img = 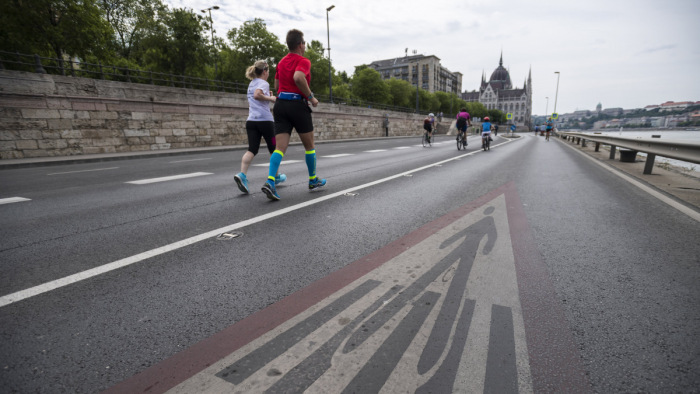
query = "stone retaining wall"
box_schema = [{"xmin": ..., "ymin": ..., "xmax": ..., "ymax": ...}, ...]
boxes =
[{"xmin": 0, "ymin": 70, "xmax": 433, "ymax": 160}]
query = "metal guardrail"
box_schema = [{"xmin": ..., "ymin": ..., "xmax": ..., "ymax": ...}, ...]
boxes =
[{"xmin": 560, "ymin": 132, "xmax": 700, "ymax": 174}]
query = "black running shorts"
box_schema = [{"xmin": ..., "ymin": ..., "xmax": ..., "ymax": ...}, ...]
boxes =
[{"xmin": 273, "ymin": 99, "xmax": 314, "ymax": 135}]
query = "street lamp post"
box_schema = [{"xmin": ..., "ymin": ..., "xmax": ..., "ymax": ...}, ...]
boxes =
[
  {"xmin": 545, "ymin": 96, "xmax": 549, "ymax": 117},
  {"xmin": 201, "ymin": 6, "xmax": 220, "ymax": 80},
  {"xmin": 326, "ymin": 5, "xmax": 335, "ymax": 103},
  {"xmin": 553, "ymin": 71, "xmax": 560, "ymax": 115}
]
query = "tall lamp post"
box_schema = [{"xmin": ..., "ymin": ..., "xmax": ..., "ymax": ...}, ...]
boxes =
[
  {"xmin": 553, "ymin": 71, "xmax": 560, "ymax": 115},
  {"xmin": 326, "ymin": 5, "xmax": 335, "ymax": 103},
  {"xmin": 201, "ymin": 6, "xmax": 220, "ymax": 80},
  {"xmin": 545, "ymin": 96, "xmax": 549, "ymax": 117}
]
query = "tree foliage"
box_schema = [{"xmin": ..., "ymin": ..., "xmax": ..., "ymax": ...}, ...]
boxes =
[
  {"xmin": 0, "ymin": 4, "xmax": 489, "ymax": 115},
  {"xmin": 0, "ymin": 0, "xmax": 113, "ymax": 59},
  {"xmin": 140, "ymin": 8, "xmax": 209, "ymax": 76},
  {"xmin": 100, "ymin": 0, "xmax": 167, "ymax": 60},
  {"xmin": 352, "ymin": 68, "xmax": 390, "ymax": 104}
]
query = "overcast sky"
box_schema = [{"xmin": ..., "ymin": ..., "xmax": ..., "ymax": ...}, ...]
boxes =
[{"xmin": 166, "ymin": 0, "xmax": 699, "ymax": 115}]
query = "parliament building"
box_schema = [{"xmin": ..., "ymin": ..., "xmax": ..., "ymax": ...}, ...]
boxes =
[{"xmin": 461, "ymin": 53, "xmax": 532, "ymax": 126}]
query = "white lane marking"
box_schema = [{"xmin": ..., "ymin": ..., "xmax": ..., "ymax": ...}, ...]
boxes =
[
  {"xmin": 252, "ymin": 160, "xmax": 303, "ymax": 167},
  {"xmin": 169, "ymin": 158, "xmax": 212, "ymax": 163},
  {"xmin": 393, "ymin": 146, "xmax": 412, "ymax": 150},
  {"xmin": 126, "ymin": 172, "xmax": 213, "ymax": 185},
  {"xmin": 0, "ymin": 138, "xmax": 519, "ymax": 308},
  {"xmin": 322, "ymin": 154, "xmax": 354, "ymax": 158},
  {"xmin": 47, "ymin": 167, "xmax": 119, "ymax": 176},
  {"xmin": 0, "ymin": 197, "xmax": 31, "ymax": 205},
  {"xmin": 364, "ymin": 149, "xmax": 388, "ymax": 153},
  {"xmin": 557, "ymin": 139, "xmax": 700, "ymax": 222}
]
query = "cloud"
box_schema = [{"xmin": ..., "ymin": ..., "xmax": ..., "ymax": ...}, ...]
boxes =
[{"xmin": 637, "ymin": 45, "xmax": 677, "ymax": 55}]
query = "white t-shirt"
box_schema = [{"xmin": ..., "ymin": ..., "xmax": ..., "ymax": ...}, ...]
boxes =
[{"xmin": 247, "ymin": 78, "xmax": 274, "ymax": 122}]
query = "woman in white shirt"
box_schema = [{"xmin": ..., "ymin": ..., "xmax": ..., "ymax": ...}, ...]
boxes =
[{"xmin": 234, "ymin": 60, "xmax": 286, "ymax": 193}]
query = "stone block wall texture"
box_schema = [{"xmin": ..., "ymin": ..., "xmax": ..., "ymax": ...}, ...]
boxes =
[{"xmin": 0, "ymin": 70, "xmax": 429, "ymax": 160}]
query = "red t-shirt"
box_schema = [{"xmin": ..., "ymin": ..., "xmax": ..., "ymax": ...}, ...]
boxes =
[{"xmin": 275, "ymin": 53, "xmax": 311, "ymax": 95}]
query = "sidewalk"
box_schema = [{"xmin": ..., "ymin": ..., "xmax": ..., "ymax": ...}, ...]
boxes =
[{"xmin": 552, "ymin": 133, "xmax": 700, "ymax": 210}]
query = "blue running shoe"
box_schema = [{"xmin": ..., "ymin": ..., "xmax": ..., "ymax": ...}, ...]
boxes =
[
  {"xmin": 234, "ymin": 172, "xmax": 249, "ymax": 194},
  {"xmin": 261, "ymin": 180, "xmax": 280, "ymax": 200},
  {"xmin": 275, "ymin": 173, "xmax": 287, "ymax": 185},
  {"xmin": 308, "ymin": 177, "xmax": 327, "ymax": 190}
]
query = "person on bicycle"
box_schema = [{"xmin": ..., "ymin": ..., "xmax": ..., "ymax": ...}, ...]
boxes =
[
  {"xmin": 456, "ymin": 108, "xmax": 471, "ymax": 145},
  {"xmin": 481, "ymin": 116, "xmax": 492, "ymax": 148},
  {"xmin": 545, "ymin": 117, "xmax": 553, "ymax": 141},
  {"xmin": 423, "ymin": 113, "xmax": 436, "ymax": 142}
]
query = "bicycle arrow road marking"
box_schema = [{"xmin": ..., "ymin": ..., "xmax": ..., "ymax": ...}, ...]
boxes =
[{"xmin": 106, "ymin": 182, "xmax": 589, "ymax": 394}]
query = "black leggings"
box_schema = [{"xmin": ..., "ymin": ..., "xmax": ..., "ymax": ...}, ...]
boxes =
[{"xmin": 246, "ymin": 121, "xmax": 276, "ymax": 155}]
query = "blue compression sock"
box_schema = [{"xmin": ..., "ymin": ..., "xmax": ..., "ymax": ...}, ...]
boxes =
[
  {"xmin": 268, "ymin": 150, "xmax": 283, "ymax": 183},
  {"xmin": 305, "ymin": 150, "xmax": 317, "ymax": 179}
]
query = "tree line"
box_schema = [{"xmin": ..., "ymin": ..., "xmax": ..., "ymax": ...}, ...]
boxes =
[{"xmin": 0, "ymin": 0, "xmax": 503, "ymax": 120}]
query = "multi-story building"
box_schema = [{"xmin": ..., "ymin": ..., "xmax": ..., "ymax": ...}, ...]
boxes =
[
  {"xmin": 367, "ymin": 54, "xmax": 462, "ymax": 95},
  {"xmin": 461, "ymin": 53, "xmax": 532, "ymax": 126}
]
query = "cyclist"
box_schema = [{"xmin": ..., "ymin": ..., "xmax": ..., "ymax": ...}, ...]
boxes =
[
  {"xmin": 423, "ymin": 113, "xmax": 436, "ymax": 143},
  {"xmin": 481, "ymin": 116, "xmax": 492, "ymax": 149},
  {"xmin": 455, "ymin": 108, "xmax": 471, "ymax": 146},
  {"xmin": 545, "ymin": 117, "xmax": 553, "ymax": 141}
]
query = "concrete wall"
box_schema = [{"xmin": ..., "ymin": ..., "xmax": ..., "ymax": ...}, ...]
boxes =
[{"xmin": 0, "ymin": 70, "xmax": 433, "ymax": 160}]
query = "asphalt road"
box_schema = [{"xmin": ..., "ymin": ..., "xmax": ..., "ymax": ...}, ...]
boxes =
[{"xmin": 1, "ymin": 133, "xmax": 698, "ymax": 393}]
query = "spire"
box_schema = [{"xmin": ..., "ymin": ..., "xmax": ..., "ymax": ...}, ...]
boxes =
[
  {"xmin": 528, "ymin": 66, "xmax": 532, "ymax": 81},
  {"xmin": 499, "ymin": 51, "xmax": 503, "ymax": 67}
]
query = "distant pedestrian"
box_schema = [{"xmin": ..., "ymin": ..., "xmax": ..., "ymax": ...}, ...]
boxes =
[
  {"xmin": 261, "ymin": 29, "xmax": 325, "ymax": 201},
  {"xmin": 546, "ymin": 118, "xmax": 553, "ymax": 141},
  {"xmin": 234, "ymin": 60, "xmax": 286, "ymax": 194},
  {"xmin": 493, "ymin": 123, "xmax": 499, "ymax": 136}
]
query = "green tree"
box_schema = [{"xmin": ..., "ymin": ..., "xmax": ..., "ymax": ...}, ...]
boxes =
[
  {"xmin": 386, "ymin": 78, "xmax": 414, "ymax": 108},
  {"xmin": 0, "ymin": 0, "xmax": 113, "ymax": 60},
  {"xmin": 140, "ymin": 8, "xmax": 209, "ymax": 76},
  {"xmin": 100, "ymin": 0, "xmax": 167, "ymax": 60},
  {"xmin": 222, "ymin": 18, "xmax": 286, "ymax": 83},
  {"xmin": 305, "ymin": 40, "xmax": 332, "ymax": 95},
  {"xmin": 351, "ymin": 67, "xmax": 390, "ymax": 104}
]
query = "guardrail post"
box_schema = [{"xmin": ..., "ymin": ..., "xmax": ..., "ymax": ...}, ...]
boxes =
[
  {"xmin": 609, "ymin": 145, "xmax": 616, "ymax": 160},
  {"xmin": 98, "ymin": 62, "xmax": 104, "ymax": 79},
  {"xmin": 581, "ymin": 139, "xmax": 587, "ymax": 147},
  {"xmin": 33, "ymin": 54, "xmax": 46, "ymax": 74},
  {"xmin": 644, "ymin": 153, "xmax": 656, "ymax": 174},
  {"xmin": 69, "ymin": 58, "xmax": 75, "ymax": 77},
  {"xmin": 595, "ymin": 142, "xmax": 600, "ymax": 152}
]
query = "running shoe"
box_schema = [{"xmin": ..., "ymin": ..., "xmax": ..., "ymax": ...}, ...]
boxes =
[
  {"xmin": 234, "ymin": 172, "xmax": 249, "ymax": 194},
  {"xmin": 308, "ymin": 177, "xmax": 327, "ymax": 190},
  {"xmin": 261, "ymin": 180, "xmax": 280, "ymax": 200},
  {"xmin": 275, "ymin": 174, "xmax": 287, "ymax": 184}
]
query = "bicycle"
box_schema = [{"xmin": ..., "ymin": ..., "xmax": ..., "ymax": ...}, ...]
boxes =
[
  {"xmin": 482, "ymin": 134, "xmax": 491, "ymax": 151},
  {"xmin": 422, "ymin": 131, "xmax": 432, "ymax": 147},
  {"xmin": 456, "ymin": 131, "xmax": 467, "ymax": 150}
]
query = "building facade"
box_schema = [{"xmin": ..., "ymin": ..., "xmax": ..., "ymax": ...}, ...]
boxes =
[
  {"xmin": 368, "ymin": 54, "xmax": 462, "ymax": 95},
  {"xmin": 461, "ymin": 54, "xmax": 532, "ymax": 125}
]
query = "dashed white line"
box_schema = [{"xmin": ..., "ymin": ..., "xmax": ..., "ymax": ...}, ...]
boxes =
[
  {"xmin": 169, "ymin": 158, "xmax": 212, "ymax": 163},
  {"xmin": 47, "ymin": 167, "xmax": 119, "ymax": 176},
  {"xmin": 0, "ymin": 197, "xmax": 31, "ymax": 205},
  {"xmin": 126, "ymin": 172, "xmax": 213, "ymax": 185},
  {"xmin": 322, "ymin": 154, "xmax": 354, "ymax": 158},
  {"xmin": 393, "ymin": 146, "xmax": 412, "ymax": 150},
  {"xmin": 364, "ymin": 149, "xmax": 388, "ymax": 153},
  {"xmin": 0, "ymin": 138, "xmax": 521, "ymax": 308},
  {"xmin": 252, "ymin": 160, "xmax": 303, "ymax": 167}
]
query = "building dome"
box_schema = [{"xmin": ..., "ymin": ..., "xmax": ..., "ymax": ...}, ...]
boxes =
[{"xmin": 488, "ymin": 53, "xmax": 512, "ymax": 90}]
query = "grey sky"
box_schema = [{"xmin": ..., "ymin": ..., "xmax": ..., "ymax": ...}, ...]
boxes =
[{"xmin": 167, "ymin": 0, "xmax": 699, "ymax": 115}]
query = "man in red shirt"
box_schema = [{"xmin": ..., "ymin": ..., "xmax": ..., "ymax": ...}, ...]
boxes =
[{"xmin": 261, "ymin": 29, "xmax": 326, "ymax": 201}]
